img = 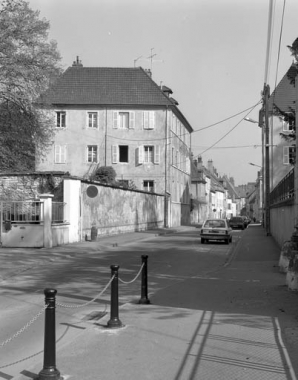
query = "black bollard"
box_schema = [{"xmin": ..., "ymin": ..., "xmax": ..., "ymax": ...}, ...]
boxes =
[
  {"xmin": 38, "ymin": 289, "xmax": 61, "ymax": 380},
  {"xmin": 107, "ymin": 265, "xmax": 123, "ymax": 328},
  {"xmin": 139, "ymin": 255, "xmax": 150, "ymax": 304}
]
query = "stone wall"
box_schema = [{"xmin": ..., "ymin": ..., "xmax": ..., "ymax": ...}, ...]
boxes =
[
  {"xmin": 0, "ymin": 172, "xmax": 66, "ymax": 201},
  {"xmin": 80, "ymin": 180, "xmax": 164, "ymax": 238},
  {"xmin": 270, "ymin": 204, "xmax": 295, "ymax": 248}
]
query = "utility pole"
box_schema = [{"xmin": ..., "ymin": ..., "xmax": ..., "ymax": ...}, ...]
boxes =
[{"xmin": 263, "ymin": 84, "xmax": 271, "ymax": 236}]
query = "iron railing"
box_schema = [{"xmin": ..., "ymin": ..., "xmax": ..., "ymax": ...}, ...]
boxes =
[
  {"xmin": 270, "ymin": 168, "xmax": 295, "ymax": 206},
  {"xmin": 52, "ymin": 202, "xmax": 65, "ymax": 223},
  {"xmin": 1, "ymin": 201, "xmax": 43, "ymax": 223},
  {"xmin": 1, "ymin": 201, "xmax": 66, "ymax": 224}
]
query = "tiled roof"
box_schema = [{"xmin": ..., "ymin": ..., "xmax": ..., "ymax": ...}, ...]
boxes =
[
  {"xmin": 39, "ymin": 66, "xmax": 175, "ymax": 107},
  {"xmin": 268, "ymin": 64, "xmax": 297, "ymax": 113}
]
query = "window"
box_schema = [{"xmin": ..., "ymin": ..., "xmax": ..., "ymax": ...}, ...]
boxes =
[
  {"xmin": 55, "ymin": 145, "xmax": 67, "ymax": 163},
  {"xmin": 113, "ymin": 111, "xmax": 135, "ymax": 129},
  {"xmin": 88, "ymin": 112, "xmax": 98, "ymax": 128},
  {"xmin": 119, "ymin": 146, "xmax": 129, "ymax": 162},
  {"xmin": 87, "ymin": 145, "xmax": 98, "ymax": 163},
  {"xmin": 137, "ymin": 145, "xmax": 160, "ymax": 164},
  {"xmin": 56, "ymin": 112, "xmax": 66, "ymax": 128},
  {"xmin": 143, "ymin": 111, "xmax": 155, "ymax": 129},
  {"xmin": 144, "ymin": 146, "xmax": 153, "ymax": 163},
  {"xmin": 112, "ymin": 145, "xmax": 129, "ymax": 163},
  {"xmin": 143, "ymin": 180, "xmax": 154, "ymax": 193},
  {"xmin": 283, "ymin": 146, "xmax": 296, "ymax": 164},
  {"xmin": 282, "ymin": 113, "xmax": 295, "ymax": 132}
]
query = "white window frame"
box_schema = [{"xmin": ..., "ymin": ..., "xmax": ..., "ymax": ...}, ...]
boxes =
[
  {"xmin": 87, "ymin": 112, "xmax": 98, "ymax": 129},
  {"xmin": 87, "ymin": 145, "xmax": 98, "ymax": 163},
  {"xmin": 143, "ymin": 111, "xmax": 155, "ymax": 130},
  {"xmin": 54, "ymin": 145, "xmax": 67, "ymax": 163},
  {"xmin": 137, "ymin": 145, "xmax": 160, "ymax": 165},
  {"xmin": 143, "ymin": 180, "xmax": 154, "ymax": 193},
  {"xmin": 56, "ymin": 111, "xmax": 66, "ymax": 128},
  {"xmin": 113, "ymin": 111, "xmax": 135, "ymax": 129},
  {"xmin": 283, "ymin": 146, "xmax": 296, "ymax": 164}
]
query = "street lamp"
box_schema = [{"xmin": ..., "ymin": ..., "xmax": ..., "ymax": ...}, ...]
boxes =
[{"xmin": 249, "ymin": 163, "xmax": 262, "ymax": 168}]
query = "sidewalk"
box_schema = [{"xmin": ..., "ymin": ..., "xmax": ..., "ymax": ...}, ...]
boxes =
[{"xmin": 8, "ymin": 224, "xmax": 298, "ymax": 380}]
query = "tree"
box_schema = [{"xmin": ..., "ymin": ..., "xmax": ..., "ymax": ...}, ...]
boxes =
[
  {"xmin": 0, "ymin": 0, "xmax": 62, "ymax": 171},
  {"xmin": 90, "ymin": 166, "xmax": 117, "ymax": 184}
]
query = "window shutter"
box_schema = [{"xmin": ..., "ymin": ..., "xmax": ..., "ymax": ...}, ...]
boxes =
[
  {"xmin": 154, "ymin": 145, "xmax": 160, "ymax": 164},
  {"xmin": 112, "ymin": 145, "xmax": 118, "ymax": 163},
  {"xmin": 55, "ymin": 145, "xmax": 60, "ymax": 163},
  {"xmin": 113, "ymin": 112, "xmax": 118, "ymax": 129},
  {"xmin": 283, "ymin": 146, "xmax": 289, "ymax": 164},
  {"xmin": 61, "ymin": 145, "xmax": 67, "ymax": 163},
  {"xmin": 143, "ymin": 112, "xmax": 149, "ymax": 129},
  {"xmin": 149, "ymin": 111, "xmax": 155, "ymax": 129},
  {"xmin": 138, "ymin": 146, "xmax": 144, "ymax": 164},
  {"xmin": 129, "ymin": 112, "xmax": 135, "ymax": 129}
]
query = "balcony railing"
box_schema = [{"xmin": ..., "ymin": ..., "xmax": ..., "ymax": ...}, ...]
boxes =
[{"xmin": 270, "ymin": 168, "xmax": 295, "ymax": 206}]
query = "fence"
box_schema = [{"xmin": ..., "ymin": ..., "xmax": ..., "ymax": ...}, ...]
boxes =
[
  {"xmin": 0, "ymin": 255, "xmax": 149, "ymax": 379},
  {"xmin": 270, "ymin": 168, "xmax": 295, "ymax": 206},
  {"xmin": 0, "ymin": 201, "xmax": 65, "ymax": 224}
]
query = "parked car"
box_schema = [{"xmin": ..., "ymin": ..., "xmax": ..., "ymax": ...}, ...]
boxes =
[
  {"xmin": 229, "ymin": 217, "xmax": 245, "ymax": 230},
  {"xmin": 200, "ymin": 218, "xmax": 232, "ymax": 244},
  {"xmin": 242, "ymin": 216, "xmax": 251, "ymax": 228}
]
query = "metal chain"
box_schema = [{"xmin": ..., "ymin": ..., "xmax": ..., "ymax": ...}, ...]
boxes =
[
  {"xmin": 0, "ymin": 304, "xmax": 48, "ymax": 348},
  {"xmin": 57, "ymin": 275, "xmax": 115, "ymax": 309},
  {"xmin": 119, "ymin": 263, "xmax": 144, "ymax": 284}
]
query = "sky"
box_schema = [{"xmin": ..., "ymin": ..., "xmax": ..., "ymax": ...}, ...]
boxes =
[{"xmin": 28, "ymin": 0, "xmax": 298, "ymax": 186}]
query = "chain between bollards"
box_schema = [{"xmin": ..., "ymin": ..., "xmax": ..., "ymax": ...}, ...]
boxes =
[
  {"xmin": 139, "ymin": 255, "xmax": 150, "ymax": 304},
  {"xmin": 107, "ymin": 265, "xmax": 123, "ymax": 328},
  {"xmin": 37, "ymin": 289, "xmax": 62, "ymax": 380}
]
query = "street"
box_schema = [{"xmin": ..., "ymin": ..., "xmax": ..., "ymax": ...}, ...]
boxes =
[{"xmin": 0, "ymin": 225, "xmax": 298, "ymax": 379}]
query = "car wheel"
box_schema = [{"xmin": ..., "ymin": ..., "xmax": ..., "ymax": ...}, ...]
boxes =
[
  {"xmin": 230, "ymin": 236, "xmax": 232, "ymax": 243},
  {"xmin": 225, "ymin": 239, "xmax": 229, "ymax": 244},
  {"xmin": 201, "ymin": 238, "xmax": 205, "ymax": 244}
]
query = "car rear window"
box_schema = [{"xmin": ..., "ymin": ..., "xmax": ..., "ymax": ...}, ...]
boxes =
[
  {"xmin": 204, "ymin": 220, "xmax": 226, "ymax": 228},
  {"xmin": 230, "ymin": 218, "xmax": 242, "ymax": 222}
]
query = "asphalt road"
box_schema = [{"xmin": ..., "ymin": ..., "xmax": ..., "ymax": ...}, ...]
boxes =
[
  {"xmin": 1, "ymin": 226, "xmax": 298, "ymax": 379},
  {"xmin": 0, "ymin": 227, "xmax": 235, "ymax": 379}
]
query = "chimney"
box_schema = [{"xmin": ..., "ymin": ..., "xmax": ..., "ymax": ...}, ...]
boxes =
[
  {"xmin": 207, "ymin": 159, "xmax": 214, "ymax": 174},
  {"xmin": 197, "ymin": 156, "xmax": 203, "ymax": 169},
  {"xmin": 72, "ymin": 56, "xmax": 83, "ymax": 67},
  {"xmin": 145, "ymin": 69, "xmax": 152, "ymax": 77}
]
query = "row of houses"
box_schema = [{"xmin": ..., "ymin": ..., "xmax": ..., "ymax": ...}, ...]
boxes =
[{"xmin": 191, "ymin": 156, "xmax": 258, "ymax": 224}]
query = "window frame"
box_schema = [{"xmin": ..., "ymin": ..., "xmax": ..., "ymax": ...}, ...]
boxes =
[
  {"xmin": 54, "ymin": 145, "xmax": 67, "ymax": 163},
  {"xmin": 143, "ymin": 180, "xmax": 154, "ymax": 193},
  {"xmin": 56, "ymin": 111, "xmax": 66, "ymax": 128},
  {"xmin": 283, "ymin": 146, "xmax": 296, "ymax": 165},
  {"xmin": 112, "ymin": 144, "xmax": 129, "ymax": 163},
  {"xmin": 87, "ymin": 112, "xmax": 99, "ymax": 129},
  {"xmin": 87, "ymin": 145, "xmax": 98, "ymax": 163},
  {"xmin": 113, "ymin": 111, "xmax": 135, "ymax": 129}
]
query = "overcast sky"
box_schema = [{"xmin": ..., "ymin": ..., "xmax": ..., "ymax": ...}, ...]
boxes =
[{"xmin": 28, "ymin": 0, "xmax": 298, "ymax": 186}]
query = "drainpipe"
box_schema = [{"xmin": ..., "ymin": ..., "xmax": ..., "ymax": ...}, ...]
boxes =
[
  {"xmin": 291, "ymin": 71, "xmax": 298, "ymax": 245},
  {"xmin": 0, "ymin": 201, "xmax": 2, "ymax": 246},
  {"xmin": 164, "ymin": 107, "xmax": 168, "ymax": 228},
  {"xmin": 105, "ymin": 108, "xmax": 108, "ymax": 166}
]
